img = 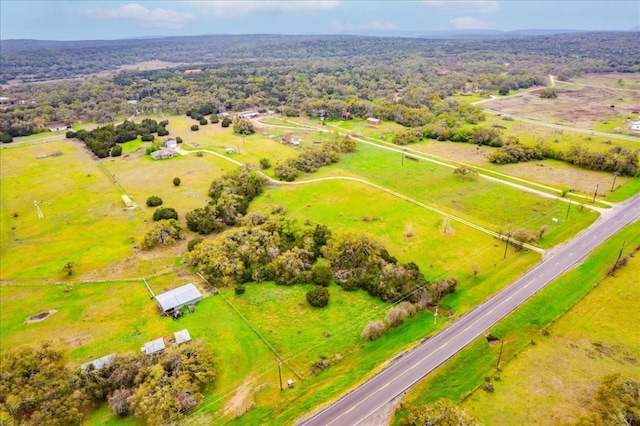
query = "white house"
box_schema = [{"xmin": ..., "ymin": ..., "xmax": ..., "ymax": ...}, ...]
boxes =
[
  {"xmin": 164, "ymin": 138, "xmax": 178, "ymax": 149},
  {"xmin": 631, "ymin": 122, "xmax": 640, "ymax": 131},
  {"xmin": 151, "ymin": 149, "xmax": 177, "ymax": 160}
]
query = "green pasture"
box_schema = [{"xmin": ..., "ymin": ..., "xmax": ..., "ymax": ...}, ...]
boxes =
[
  {"xmin": 305, "ymin": 142, "xmax": 599, "ymax": 248},
  {"xmin": 463, "ymin": 249, "xmax": 640, "ymax": 425},
  {"xmin": 400, "ymin": 221, "xmax": 640, "ymax": 420},
  {"xmin": 0, "ymin": 140, "xmax": 143, "ymax": 281}
]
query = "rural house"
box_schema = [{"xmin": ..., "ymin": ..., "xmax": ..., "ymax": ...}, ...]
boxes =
[
  {"xmin": 367, "ymin": 117, "xmax": 382, "ymax": 125},
  {"xmin": 631, "ymin": 121, "xmax": 640, "ymax": 131},
  {"xmin": 237, "ymin": 110, "xmax": 259, "ymax": 119},
  {"xmin": 151, "ymin": 148, "xmax": 177, "ymax": 160},
  {"xmin": 164, "ymin": 138, "xmax": 178, "ymax": 149},
  {"xmin": 155, "ymin": 283, "xmax": 202, "ymax": 316}
]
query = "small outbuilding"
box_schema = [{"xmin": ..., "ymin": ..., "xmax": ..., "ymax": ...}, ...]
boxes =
[
  {"xmin": 121, "ymin": 194, "xmax": 134, "ymax": 208},
  {"xmin": 141, "ymin": 338, "xmax": 166, "ymax": 355},
  {"xmin": 81, "ymin": 353, "xmax": 116, "ymax": 371},
  {"xmin": 174, "ymin": 329, "xmax": 192, "ymax": 345},
  {"xmin": 48, "ymin": 123, "xmax": 71, "ymax": 132},
  {"xmin": 164, "ymin": 138, "xmax": 178, "ymax": 149},
  {"xmin": 155, "ymin": 283, "xmax": 202, "ymax": 316},
  {"xmin": 367, "ymin": 117, "xmax": 382, "ymax": 125},
  {"xmin": 631, "ymin": 122, "xmax": 640, "ymax": 131}
]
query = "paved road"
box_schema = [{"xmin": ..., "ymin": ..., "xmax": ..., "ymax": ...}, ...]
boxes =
[{"xmin": 300, "ymin": 195, "xmax": 640, "ymax": 426}]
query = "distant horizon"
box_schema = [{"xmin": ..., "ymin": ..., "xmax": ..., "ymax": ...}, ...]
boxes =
[{"xmin": 1, "ymin": 1, "xmax": 638, "ymax": 42}]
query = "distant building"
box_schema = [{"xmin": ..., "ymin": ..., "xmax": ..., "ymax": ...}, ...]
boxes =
[
  {"xmin": 291, "ymin": 137, "xmax": 300, "ymax": 146},
  {"xmin": 366, "ymin": 117, "xmax": 382, "ymax": 125},
  {"xmin": 155, "ymin": 283, "xmax": 202, "ymax": 316},
  {"xmin": 121, "ymin": 194, "xmax": 134, "ymax": 208},
  {"xmin": 81, "ymin": 353, "xmax": 116, "ymax": 371},
  {"xmin": 185, "ymin": 68, "xmax": 202, "ymax": 74},
  {"xmin": 226, "ymin": 148, "xmax": 234, "ymax": 154},
  {"xmin": 127, "ymin": 99, "xmax": 138, "ymax": 105},
  {"xmin": 151, "ymin": 148, "xmax": 177, "ymax": 160},
  {"xmin": 141, "ymin": 337, "xmax": 166, "ymax": 355},
  {"xmin": 164, "ymin": 138, "xmax": 178, "ymax": 149},
  {"xmin": 48, "ymin": 123, "xmax": 71, "ymax": 132},
  {"xmin": 237, "ymin": 111, "xmax": 259, "ymax": 119},
  {"xmin": 631, "ymin": 122, "xmax": 640, "ymax": 131}
]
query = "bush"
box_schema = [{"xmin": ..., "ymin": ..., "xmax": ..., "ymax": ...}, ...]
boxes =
[
  {"xmin": 385, "ymin": 305, "xmax": 409, "ymax": 328},
  {"xmin": 235, "ymin": 285, "xmax": 246, "ymax": 295},
  {"xmin": 139, "ymin": 219, "xmax": 184, "ymax": 250},
  {"xmin": 111, "ymin": 144, "xmax": 123, "ymax": 157},
  {"xmin": 141, "ymin": 133, "xmax": 155, "ymax": 142},
  {"xmin": 191, "ymin": 124, "xmax": 199, "ymax": 131},
  {"xmin": 187, "ymin": 237, "xmax": 204, "ymax": 252},
  {"xmin": 311, "ymin": 264, "xmax": 333, "ymax": 287},
  {"xmin": 306, "ymin": 286, "xmax": 329, "ymax": 307},
  {"xmin": 221, "ymin": 118, "xmax": 231, "ymax": 128},
  {"xmin": 259, "ymin": 158, "xmax": 271, "ymax": 169},
  {"xmin": 146, "ymin": 196, "xmax": 163, "ymax": 207},
  {"xmin": 361, "ymin": 321, "xmax": 386, "ymax": 340},
  {"xmin": 173, "ymin": 177, "xmax": 181, "ymax": 186},
  {"xmin": 199, "ymin": 118, "xmax": 208, "ymax": 125},
  {"xmin": 152, "ymin": 207, "xmax": 178, "ymax": 221},
  {"xmin": 65, "ymin": 130, "xmax": 76, "ymax": 139}
]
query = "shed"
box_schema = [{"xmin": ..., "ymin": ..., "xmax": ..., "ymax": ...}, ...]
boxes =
[
  {"xmin": 631, "ymin": 122, "xmax": 640, "ymax": 131},
  {"xmin": 81, "ymin": 353, "xmax": 116, "ymax": 371},
  {"xmin": 164, "ymin": 138, "xmax": 178, "ymax": 149},
  {"xmin": 141, "ymin": 337, "xmax": 166, "ymax": 355},
  {"xmin": 366, "ymin": 117, "xmax": 382, "ymax": 125},
  {"xmin": 237, "ymin": 110, "xmax": 259, "ymax": 119},
  {"xmin": 48, "ymin": 123, "xmax": 71, "ymax": 132},
  {"xmin": 174, "ymin": 329, "xmax": 192, "ymax": 345},
  {"xmin": 155, "ymin": 283, "xmax": 202, "ymax": 315},
  {"xmin": 122, "ymin": 194, "xmax": 134, "ymax": 208}
]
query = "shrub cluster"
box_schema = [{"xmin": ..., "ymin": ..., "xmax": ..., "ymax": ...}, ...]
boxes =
[
  {"xmin": 74, "ymin": 119, "xmax": 167, "ymax": 158},
  {"xmin": 274, "ymin": 139, "xmax": 355, "ymax": 181}
]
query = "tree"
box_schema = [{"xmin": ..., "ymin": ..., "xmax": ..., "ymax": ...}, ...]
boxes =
[
  {"xmin": 233, "ymin": 118, "xmax": 255, "ymax": 135},
  {"xmin": 385, "ymin": 305, "xmax": 409, "ymax": 328},
  {"xmin": 539, "ymin": 88, "xmax": 558, "ymax": 99},
  {"xmin": 152, "ymin": 207, "xmax": 178, "ymax": 221},
  {"xmin": 199, "ymin": 117, "xmax": 208, "ymax": 125},
  {"xmin": 306, "ymin": 286, "xmax": 330, "ymax": 307},
  {"xmin": 65, "ymin": 130, "xmax": 76, "ymax": 139},
  {"xmin": 62, "ymin": 261, "xmax": 74, "ymax": 276},
  {"xmin": 146, "ymin": 195, "xmax": 163, "ymax": 207},
  {"xmin": 221, "ymin": 118, "xmax": 231, "ymax": 128},
  {"xmin": 191, "ymin": 124, "xmax": 199, "ymax": 131},
  {"xmin": 498, "ymin": 86, "xmax": 510, "ymax": 95},
  {"xmin": 576, "ymin": 374, "xmax": 640, "ymax": 425},
  {"xmin": 111, "ymin": 144, "xmax": 123, "ymax": 157},
  {"xmin": 139, "ymin": 219, "xmax": 184, "ymax": 250},
  {"xmin": 173, "ymin": 177, "xmax": 181, "ymax": 186},
  {"xmin": 0, "ymin": 342, "xmax": 84, "ymax": 426},
  {"xmin": 140, "ymin": 133, "xmax": 154, "ymax": 142}
]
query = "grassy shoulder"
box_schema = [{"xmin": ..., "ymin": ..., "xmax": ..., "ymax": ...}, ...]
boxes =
[{"xmin": 398, "ymin": 220, "xmax": 640, "ymax": 421}]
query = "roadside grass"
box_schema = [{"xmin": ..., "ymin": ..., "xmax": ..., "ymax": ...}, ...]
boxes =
[
  {"xmin": 606, "ymin": 176, "xmax": 640, "ymax": 202},
  {"xmin": 399, "ymin": 221, "xmax": 640, "ymax": 420},
  {"xmin": 0, "ymin": 140, "xmax": 143, "ymax": 281},
  {"xmin": 462, "ymin": 250, "xmax": 640, "ymax": 425},
  {"xmin": 307, "ymin": 142, "xmax": 599, "ymax": 248}
]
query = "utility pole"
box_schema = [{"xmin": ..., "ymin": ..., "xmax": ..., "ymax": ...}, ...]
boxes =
[
  {"xmin": 278, "ymin": 359, "xmax": 283, "ymax": 391},
  {"xmin": 565, "ymin": 199, "xmax": 571, "ymax": 220},
  {"xmin": 611, "ymin": 241, "xmax": 626, "ymax": 275},
  {"xmin": 611, "ymin": 172, "xmax": 619, "ymax": 191},
  {"xmin": 496, "ymin": 340, "xmax": 504, "ymax": 370},
  {"xmin": 434, "ymin": 305, "xmax": 438, "ymax": 325},
  {"xmin": 503, "ymin": 233, "xmax": 510, "ymax": 259},
  {"xmin": 592, "ymin": 183, "xmax": 599, "ymax": 203}
]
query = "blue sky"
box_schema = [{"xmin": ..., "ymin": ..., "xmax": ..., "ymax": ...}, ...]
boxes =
[{"xmin": 1, "ymin": 1, "xmax": 638, "ymax": 40}]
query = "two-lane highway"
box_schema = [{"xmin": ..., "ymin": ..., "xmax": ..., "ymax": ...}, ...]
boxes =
[{"xmin": 300, "ymin": 195, "xmax": 640, "ymax": 426}]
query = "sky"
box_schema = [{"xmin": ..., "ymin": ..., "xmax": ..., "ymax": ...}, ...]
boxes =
[{"xmin": 1, "ymin": 1, "xmax": 638, "ymax": 41}]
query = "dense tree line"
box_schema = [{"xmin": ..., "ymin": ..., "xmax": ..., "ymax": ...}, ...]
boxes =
[
  {"xmin": 0, "ymin": 341, "xmax": 215, "ymax": 425},
  {"xmin": 70, "ymin": 118, "xmax": 167, "ymax": 158},
  {"xmin": 274, "ymin": 138, "xmax": 356, "ymax": 181},
  {"xmin": 2, "ymin": 32, "xmax": 638, "ymax": 141},
  {"xmin": 186, "ymin": 166, "xmax": 267, "ymax": 235}
]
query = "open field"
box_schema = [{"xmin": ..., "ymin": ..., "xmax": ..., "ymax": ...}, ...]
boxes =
[
  {"xmin": 0, "ymin": 113, "xmax": 630, "ymax": 425},
  {"xmin": 481, "ymin": 73, "xmax": 640, "ymax": 133},
  {"xmin": 399, "ymin": 221, "xmax": 640, "ymax": 421}
]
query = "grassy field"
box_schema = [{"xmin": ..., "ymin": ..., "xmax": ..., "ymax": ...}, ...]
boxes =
[
  {"xmin": 399, "ymin": 221, "xmax": 640, "ymax": 422},
  {"xmin": 0, "ymin": 113, "xmax": 628, "ymax": 425}
]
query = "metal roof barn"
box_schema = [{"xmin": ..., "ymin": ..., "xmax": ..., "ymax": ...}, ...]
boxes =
[
  {"xmin": 141, "ymin": 337, "xmax": 166, "ymax": 355},
  {"xmin": 155, "ymin": 283, "xmax": 202, "ymax": 315}
]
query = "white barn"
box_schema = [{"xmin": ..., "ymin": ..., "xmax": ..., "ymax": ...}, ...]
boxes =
[
  {"xmin": 155, "ymin": 283, "xmax": 202, "ymax": 315},
  {"xmin": 141, "ymin": 337, "xmax": 166, "ymax": 355}
]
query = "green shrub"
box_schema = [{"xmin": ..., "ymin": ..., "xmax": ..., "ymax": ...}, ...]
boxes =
[
  {"xmin": 187, "ymin": 238, "xmax": 204, "ymax": 252},
  {"xmin": 235, "ymin": 285, "xmax": 246, "ymax": 295},
  {"xmin": 306, "ymin": 286, "xmax": 329, "ymax": 307},
  {"xmin": 146, "ymin": 196, "xmax": 163, "ymax": 207},
  {"xmin": 152, "ymin": 207, "xmax": 178, "ymax": 221},
  {"xmin": 173, "ymin": 177, "xmax": 181, "ymax": 186},
  {"xmin": 191, "ymin": 124, "xmax": 199, "ymax": 131},
  {"xmin": 111, "ymin": 145, "xmax": 123, "ymax": 157}
]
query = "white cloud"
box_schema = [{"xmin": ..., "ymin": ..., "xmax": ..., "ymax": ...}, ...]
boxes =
[
  {"xmin": 448, "ymin": 16, "xmax": 492, "ymax": 29},
  {"xmin": 191, "ymin": 0, "xmax": 339, "ymax": 17},
  {"xmin": 80, "ymin": 3, "xmax": 194, "ymax": 30},
  {"xmin": 423, "ymin": 1, "xmax": 500, "ymax": 14},
  {"xmin": 329, "ymin": 19, "xmax": 396, "ymax": 33}
]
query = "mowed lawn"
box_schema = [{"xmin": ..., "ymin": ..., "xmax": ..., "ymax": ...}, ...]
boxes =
[
  {"xmin": 0, "ymin": 141, "xmax": 143, "ymax": 280},
  {"xmin": 463, "ymin": 240, "xmax": 640, "ymax": 425}
]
